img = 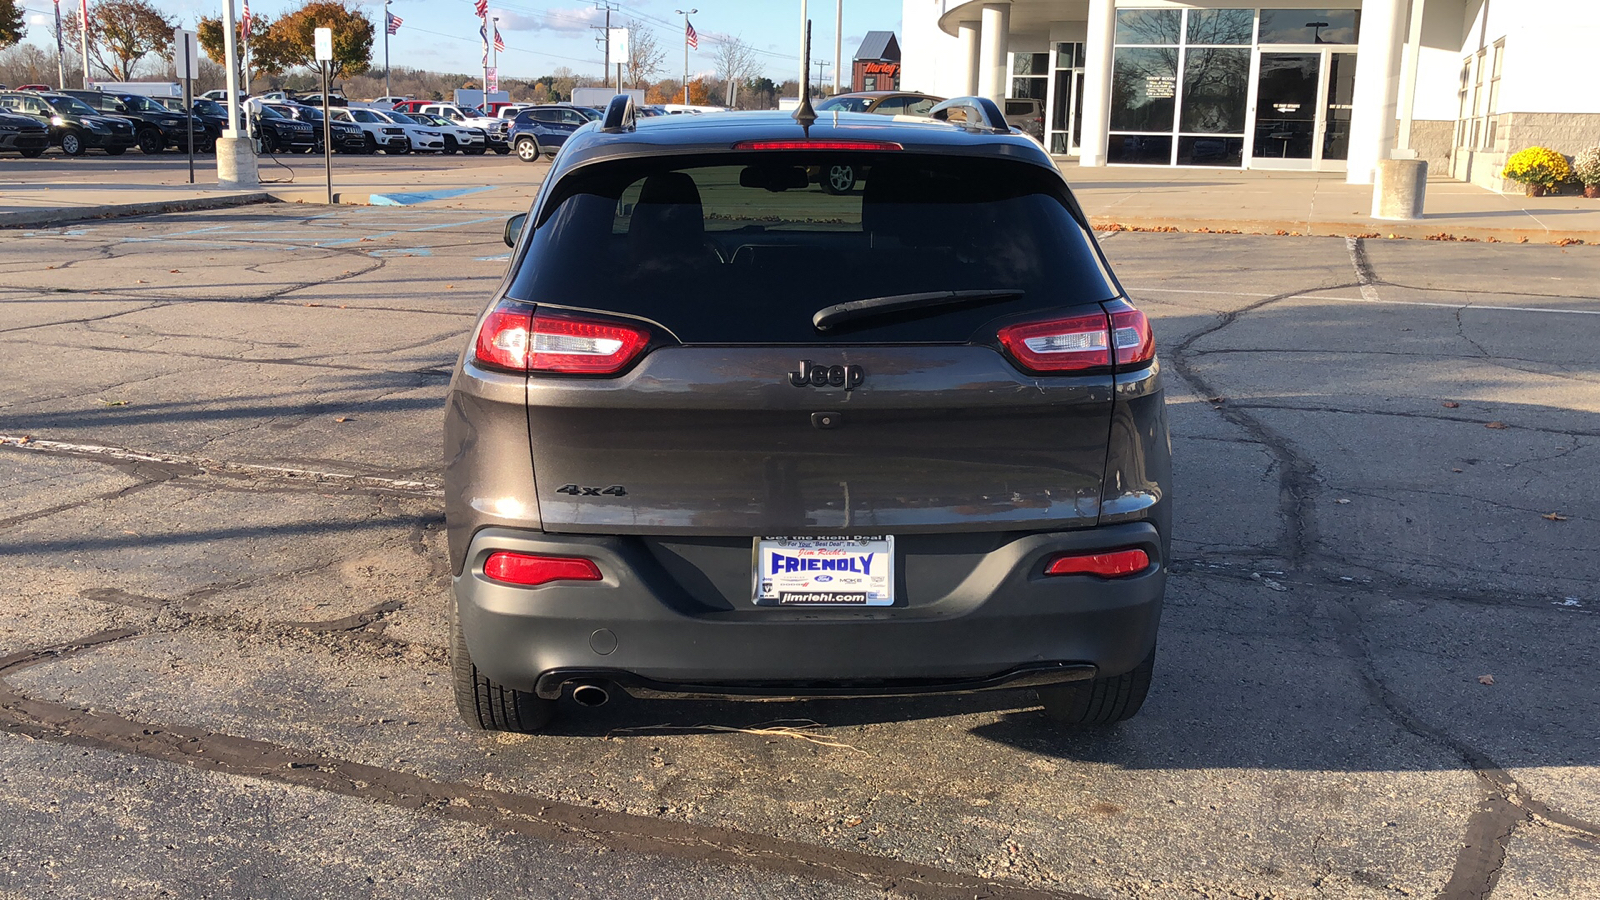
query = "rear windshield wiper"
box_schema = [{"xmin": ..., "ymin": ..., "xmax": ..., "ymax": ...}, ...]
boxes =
[{"xmin": 812, "ymin": 289, "xmax": 1023, "ymax": 332}]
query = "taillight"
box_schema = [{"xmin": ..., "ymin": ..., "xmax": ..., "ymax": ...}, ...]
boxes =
[
  {"xmin": 483, "ymin": 551, "xmax": 603, "ymax": 586},
  {"xmin": 1044, "ymin": 548, "xmax": 1150, "ymax": 578},
  {"xmin": 997, "ymin": 312, "xmax": 1111, "ymax": 372},
  {"xmin": 472, "ymin": 306, "xmax": 651, "ymax": 376},
  {"xmin": 1106, "ymin": 299, "xmax": 1156, "ymax": 367},
  {"xmin": 528, "ymin": 313, "xmax": 650, "ymax": 375},
  {"xmin": 473, "ymin": 304, "xmax": 532, "ymax": 372}
]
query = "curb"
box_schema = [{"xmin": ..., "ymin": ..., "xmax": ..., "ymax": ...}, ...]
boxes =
[
  {"xmin": 1087, "ymin": 214, "xmax": 1597, "ymax": 246},
  {"xmin": 0, "ymin": 193, "xmax": 276, "ymax": 229}
]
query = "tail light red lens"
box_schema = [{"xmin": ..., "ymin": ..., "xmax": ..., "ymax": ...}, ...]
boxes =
[
  {"xmin": 1106, "ymin": 300, "xmax": 1156, "ymax": 367},
  {"xmin": 472, "ymin": 305, "xmax": 651, "ymax": 376},
  {"xmin": 483, "ymin": 551, "xmax": 603, "ymax": 586},
  {"xmin": 529, "ymin": 313, "xmax": 651, "ymax": 374},
  {"xmin": 1044, "ymin": 548, "xmax": 1150, "ymax": 578},
  {"xmin": 997, "ymin": 313, "xmax": 1112, "ymax": 372}
]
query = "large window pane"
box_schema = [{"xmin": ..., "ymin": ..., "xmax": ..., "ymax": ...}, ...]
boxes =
[
  {"xmin": 1259, "ymin": 9, "xmax": 1359, "ymax": 44},
  {"xmin": 1111, "ymin": 47, "xmax": 1178, "ymax": 132},
  {"xmin": 1012, "ymin": 52, "xmax": 1049, "ymax": 76},
  {"xmin": 1177, "ymin": 136, "xmax": 1244, "ymax": 166},
  {"xmin": 1187, "ymin": 9, "xmax": 1254, "ymax": 45},
  {"xmin": 1115, "ymin": 9, "xmax": 1180, "ymax": 45},
  {"xmin": 1180, "ymin": 47, "xmax": 1250, "ymax": 133},
  {"xmin": 1108, "ymin": 134, "xmax": 1172, "ymax": 165},
  {"xmin": 1011, "ymin": 76, "xmax": 1047, "ymax": 101}
]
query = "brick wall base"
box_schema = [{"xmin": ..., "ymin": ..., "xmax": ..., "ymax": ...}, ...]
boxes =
[{"xmin": 1451, "ymin": 112, "xmax": 1600, "ymax": 193}]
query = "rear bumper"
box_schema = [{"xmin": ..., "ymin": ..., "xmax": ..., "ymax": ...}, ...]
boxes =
[{"xmin": 454, "ymin": 522, "xmax": 1165, "ymax": 701}]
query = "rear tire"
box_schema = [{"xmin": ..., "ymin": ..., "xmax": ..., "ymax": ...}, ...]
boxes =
[
  {"xmin": 1038, "ymin": 646, "xmax": 1155, "ymax": 725},
  {"xmin": 137, "ymin": 128, "xmax": 165, "ymax": 154},
  {"xmin": 514, "ymin": 135, "xmax": 540, "ymax": 162},
  {"xmin": 465, "ymin": 145, "xmax": 487, "ymax": 156},
  {"xmin": 363, "ymin": 133, "xmax": 377, "ymax": 154},
  {"xmin": 103, "ymin": 146, "xmax": 127, "ymax": 156},
  {"xmin": 443, "ymin": 135, "xmax": 459, "ymax": 154},
  {"xmin": 822, "ymin": 163, "xmax": 857, "ymax": 195},
  {"xmin": 21, "ymin": 148, "xmax": 45, "ymax": 158},
  {"xmin": 493, "ymin": 145, "xmax": 510, "ymax": 155},
  {"xmin": 449, "ymin": 596, "xmax": 555, "ymax": 733}
]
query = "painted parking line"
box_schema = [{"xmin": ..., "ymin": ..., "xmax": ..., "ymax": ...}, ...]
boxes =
[{"xmin": 368, "ymin": 186, "xmax": 497, "ymax": 206}]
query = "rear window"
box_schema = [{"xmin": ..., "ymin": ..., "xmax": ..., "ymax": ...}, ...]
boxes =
[{"xmin": 507, "ymin": 153, "xmax": 1115, "ymax": 344}]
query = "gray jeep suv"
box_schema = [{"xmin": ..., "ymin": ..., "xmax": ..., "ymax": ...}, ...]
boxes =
[{"xmin": 445, "ymin": 97, "xmax": 1171, "ymax": 732}]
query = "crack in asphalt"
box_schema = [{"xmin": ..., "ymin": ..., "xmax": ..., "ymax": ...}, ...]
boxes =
[
  {"xmin": 1167, "ymin": 243, "xmax": 1600, "ymax": 897},
  {"xmin": 0, "ymin": 629, "xmax": 1092, "ymax": 900}
]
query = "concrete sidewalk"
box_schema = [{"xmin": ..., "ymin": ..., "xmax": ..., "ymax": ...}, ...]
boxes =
[
  {"xmin": 4, "ymin": 152, "xmax": 1599, "ymax": 244},
  {"xmin": 1062, "ymin": 163, "xmax": 1600, "ymax": 243}
]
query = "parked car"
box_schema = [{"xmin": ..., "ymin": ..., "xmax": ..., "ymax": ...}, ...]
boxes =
[
  {"xmin": 265, "ymin": 102, "xmax": 366, "ymax": 154},
  {"xmin": 443, "ymin": 97, "xmax": 1169, "ymax": 733},
  {"xmin": 0, "ymin": 109, "xmax": 50, "ymax": 157},
  {"xmin": 298, "ymin": 92, "xmax": 347, "ymax": 108},
  {"xmin": 368, "ymin": 108, "xmax": 446, "ymax": 152},
  {"xmin": 14, "ymin": 84, "xmax": 53, "ymax": 92},
  {"xmin": 418, "ymin": 103, "xmax": 510, "ymax": 154},
  {"xmin": 330, "ymin": 106, "xmax": 409, "ymax": 153},
  {"xmin": 0, "ymin": 90, "xmax": 136, "ymax": 155},
  {"xmin": 371, "ymin": 95, "xmax": 412, "ymax": 108},
  {"xmin": 61, "ymin": 89, "xmax": 216, "ymax": 153},
  {"xmin": 815, "ymin": 91, "xmax": 943, "ymax": 117},
  {"xmin": 252, "ymin": 103, "xmax": 317, "ymax": 154},
  {"xmin": 409, "ymin": 112, "xmax": 487, "ymax": 154},
  {"xmin": 508, "ymin": 105, "xmax": 592, "ymax": 161},
  {"xmin": 1003, "ymin": 98, "xmax": 1045, "ymax": 141},
  {"xmin": 389, "ymin": 99, "xmax": 430, "ymax": 114}
]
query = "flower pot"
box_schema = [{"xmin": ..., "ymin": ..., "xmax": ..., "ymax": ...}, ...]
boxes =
[
  {"xmin": 1585, "ymin": 184, "xmax": 1600, "ymax": 199},
  {"xmin": 1526, "ymin": 183, "xmax": 1549, "ymax": 197}
]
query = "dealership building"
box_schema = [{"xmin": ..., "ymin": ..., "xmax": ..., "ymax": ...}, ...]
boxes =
[{"xmin": 900, "ymin": 0, "xmax": 1600, "ymax": 189}]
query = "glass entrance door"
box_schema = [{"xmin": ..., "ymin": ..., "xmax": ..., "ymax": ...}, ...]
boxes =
[{"xmin": 1251, "ymin": 49, "xmax": 1357, "ymax": 171}]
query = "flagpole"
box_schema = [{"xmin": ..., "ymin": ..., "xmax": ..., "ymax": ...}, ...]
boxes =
[
  {"xmin": 383, "ymin": 1, "xmax": 391, "ymax": 100},
  {"xmin": 53, "ymin": 0, "xmax": 65, "ymax": 90},
  {"xmin": 78, "ymin": 0, "xmax": 89, "ymax": 88},
  {"xmin": 675, "ymin": 9, "xmax": 696, "ymax": 105}
]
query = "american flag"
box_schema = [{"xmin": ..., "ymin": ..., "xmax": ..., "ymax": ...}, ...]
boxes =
[
  {"xmin": 686, "ymin": 18, "xmax": 698, "ymax": 50},
  {"xmin": 493, "ymin": 25, "xmax": 506, "ymax": 52},
  {"xmin": 474, "ymin": 0, "xmax": 487, "ymax": 18},
  {"xmin": 386, "ymin": 10, "xmax": 402, "ymax": 35},
  {"xmin": 241, "ymin": 0, "xmax": 251, "ymax": 39}
]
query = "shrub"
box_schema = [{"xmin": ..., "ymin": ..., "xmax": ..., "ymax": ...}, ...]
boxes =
[
  {"xmin": 1502, "ymin": 146, "xmax": 1573, "ymax": 189},
  {"xmin": 1573, "ymin": 147, "xmax": 1600, "ymax": 186}
]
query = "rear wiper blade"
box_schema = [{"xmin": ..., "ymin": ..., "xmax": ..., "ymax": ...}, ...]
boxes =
[{"xmin": 812, "ymin": 289, "xmax": 1023, "ymax": 331}]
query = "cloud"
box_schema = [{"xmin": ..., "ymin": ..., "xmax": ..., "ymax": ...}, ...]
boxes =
[
  {"xmin": 27, "ymin": 13, "xmax": 50, "ymax": 26},
  {"xmin": 495, "ymin": 7, "xmax": 604, "ymax": 33}
]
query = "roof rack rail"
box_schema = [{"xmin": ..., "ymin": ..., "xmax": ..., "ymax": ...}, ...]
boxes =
[
  {"xmin": 601, "ymin": 94, "xmax": 637, "ymax": 133},
  {"xmin": 927, "ymin": 96, "xmax": 1012, "ymax": 134}
]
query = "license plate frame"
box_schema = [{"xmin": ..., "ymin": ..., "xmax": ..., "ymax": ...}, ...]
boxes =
[{"xmin": 751, "ymin": 536, "xmax": 895, "ymax": 607}]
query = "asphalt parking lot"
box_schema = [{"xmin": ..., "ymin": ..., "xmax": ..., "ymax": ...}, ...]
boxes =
[{"xmin": 1, "ymin": 205, "xmax": 1597, "ymax": 899}]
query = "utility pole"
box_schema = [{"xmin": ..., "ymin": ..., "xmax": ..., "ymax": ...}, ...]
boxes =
[
  {"xmin": 834, "ymin": 0, "xmax": 842, "ymax": 94},
  {"xmin": 817, "ymin": 59, "xmax": 831, "ymax": 93},
  {"xmin": 676, "ymin": 8, "xmax": 696, "ymax": 105},
  {"xmin": 592, "ymin": 2, "xmax": 616, "ymax": 83},
  {"xmin": 77, "ymin": 0, "xmax": 89, "ymax": 88}
]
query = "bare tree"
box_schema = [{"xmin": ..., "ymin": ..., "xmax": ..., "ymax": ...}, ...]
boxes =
[
  {"xmin": 711, "ymin": 34, "xmax": 758, "ymax": 107},
  {"xmin": 623, "ymin": 20, "xmax": 665, "ymax": 90}
]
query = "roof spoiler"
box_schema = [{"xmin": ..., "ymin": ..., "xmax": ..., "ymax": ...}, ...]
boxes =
[
  {"xmin": 601, "ymin": 94, "xmax": 637, "ymax": 133},
  {"xmin": 928, "ymin": 96, "xmax": 1012, "ymax": 133}
]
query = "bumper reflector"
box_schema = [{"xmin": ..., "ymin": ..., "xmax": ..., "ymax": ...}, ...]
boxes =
[
  {"xmin": 1044, "ymin": 548, "xmax": 1150, "ymax": 578},
  {"xmin": 483, "ymin": 552, "xmax": 603, "ymax": 586}
]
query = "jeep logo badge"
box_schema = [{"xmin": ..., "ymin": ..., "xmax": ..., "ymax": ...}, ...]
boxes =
[{"xmin": 788, "ymin": 360, "xmax": 865, "ymax": 390}]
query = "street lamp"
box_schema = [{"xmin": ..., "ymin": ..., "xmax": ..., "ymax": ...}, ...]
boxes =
[
  {"xmin": 1306, "ymin": 21, "xmax": 1330, "ymax": 44},
  {"xmin": 676, "ymin": 8, "xmax": 697, "ymax": 105}
]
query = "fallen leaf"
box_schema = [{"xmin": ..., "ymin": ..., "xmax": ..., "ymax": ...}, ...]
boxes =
[
  {"xmin": 446, "ymin": 284, "xmax": 455, "ymax": 289},
  {"xmin": 1335, "ymin": 498, "xmax": 1351, "ymax": 505},
  {"xmin": 169, "ymin": 269, "xmax": 180, "ymax": 273},
  {"xmin": 1542, "ymin": 512, "xmax": 1569, "ymax": 521},
  {"xmin": 1485, "ymin": 421, "xmax": 1508, "ymax": 429},
  {"xmin": 844, "ymin": 817, "xmax": 864, "ymax": 828},
  {"xmin": 101, "ymin": 399, "xmax": 128, "ymax": 407},
  {"xmin": 1207, "ymin": 396, "xmax": 1226, "ymax": 404},
  {"xmin": 1477, "ymin": 674, "xmax": 1495, "ymax": 686},
  {"xmin": 1442, "ymin": 401, "xmax": 1459, "ymax": 408},
  {"xmin": 334, "ymin": 416, "xmax": 351, "ymax": 423},
  {"xmin": 1452, "ymin": 468, "xmax": 1464, "ymax": 473}
]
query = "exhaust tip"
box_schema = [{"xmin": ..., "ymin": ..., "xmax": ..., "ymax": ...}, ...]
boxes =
[{"xmin": 571, "ymin": 683, "xmax": 610, "ymax": 707}]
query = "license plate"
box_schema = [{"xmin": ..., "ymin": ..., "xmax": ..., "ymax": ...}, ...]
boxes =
[{"xmin": 753, "ymin": 536, "xmax": 894, "ymax": 606}]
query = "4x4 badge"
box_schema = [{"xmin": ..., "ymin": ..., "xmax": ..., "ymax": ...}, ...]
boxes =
[{"xmin": 788, "ymin": 360, "xmax": 865, "ymax": 391}]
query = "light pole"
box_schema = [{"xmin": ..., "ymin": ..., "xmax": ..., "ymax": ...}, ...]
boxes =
[
  {"xmin": 676, "ymin": 8, "xmax": 696, "ymax": 105},
  {"xmin": 833, "ymin": 0, "xmax": 842, "ymax": 94},
  {"xmin": 1306, "ymin": 21, "xmax": 1329, "ymax": 44}
]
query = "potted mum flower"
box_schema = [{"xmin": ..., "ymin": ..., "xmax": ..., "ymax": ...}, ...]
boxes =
[
  {"xmin": 1502, "ymin": 147, "xmax": 1573, "ymax": 196},
  {"xmin": 1573, "ymin": 147, "xmax": 1600, "ymax": 199}
]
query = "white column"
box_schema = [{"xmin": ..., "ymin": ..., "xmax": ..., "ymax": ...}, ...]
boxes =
[
  {"xmin": 958, "ymin": 21, "xmax": 981, "ymax": 96},
  {"xmin": 222, "ymin": 0, "xmax": 241, "ymax": 135},
  {"xmin": 1396, "ymin": 0, "xmax": 1425, "ymax": 153},
  {"xmin": 1078, "ymin": 0, "xmax": 1116, "ymax": 167},
  {"xmin": 976, "ymin": 3, "xmax": 1010, "ymax": 105},
  {"xmin": 1346, "ymin": 0, "xmax": 1409, "ymax": 184}
]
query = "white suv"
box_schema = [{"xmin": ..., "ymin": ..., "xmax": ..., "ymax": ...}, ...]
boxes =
[
  {"xmin": 331, "ymin": 107, "xmax": 410, "ymax": 153},
  {"xmin": 369, "ymin": 108, "xmax": 445, "ymax": 152},
  {"xmin": 1003, "ymin": 98, "xmax": 1045, "ymax": 142},
  {"xmin": 421, "ymin": 103, "xmax": 511, "ymax": 154}
]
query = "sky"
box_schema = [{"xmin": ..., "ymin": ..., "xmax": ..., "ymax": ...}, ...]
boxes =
[{"xmin": 16, "ymin": 0, "xmax": 904, "ymax": 83}]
